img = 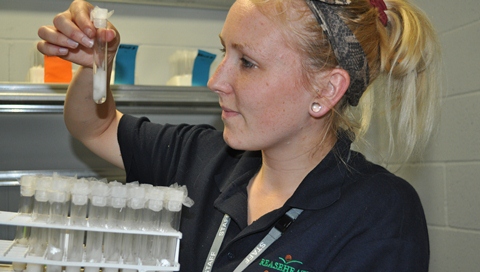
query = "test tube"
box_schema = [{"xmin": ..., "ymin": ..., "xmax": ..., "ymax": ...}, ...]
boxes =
[
  {"xmin": 66, "ymin": 178, "xmax": 90, "ymax": 272},
  {"xmin": 14, "ymin": 175, "xmax": 36, "ymax": 242},
  {"xmin": 154, "ymin": 187, "xmax": 184, "ymax": 263},
  {"xmin": 85, "ymin": 180, "xmax": 109, "ymax": 272},
  {"xmin": 48, "ymin": 173, "xmax": 71, "ymax": 225},
  {"xmin": 12, "ymin": 175, "xmax": 36, "ymax": 272},
  {"xmin": 140, "ymin": 186, "xmax": 164, "ymax": 265},
  {"xmin": 124, "ymin": 184, "xmax": 146, "ymax": 230},
  {"xmin": 90, "ymin": 6, "xmax": 113, "ymax": 104},
  {"xmin": 69, "ymin": 178, "xmax": 90, "ymax": 226},
  {"xmin": 46, "ymin": 174, "xmax": 71, "ymax": 272},
  {"xmin": 145, "ymin": 186, "xmax": 164, "ymax": 231},
  {"xmin": 88, "ymin": 180, "xmax": 109, "ymax": 227},
  {"xmin": 120, "ymin": 232, "xmax": 135, "ymax": 270},
  {"xmin": 31, "ymin": 175, "xmax": 52, "ymax": 222},
  {"xmin": 160, "ymin": 188, "xmax": 184, "ymax": 231},
  {"xmin": 103, "ymin": 181, "xmax": 128, "ymax": 272},
  {"xmin": 106, "ymin": 181, "xmax": 128, "ymax": 229},
  {"xmin": 121, "ymin": 184, "xmax": 146, "ymax": 267},
  {"xmin": 26, "ymin": 227, "xmax": 48, "ymax": 272},
  {"xmin": 17, "ymin": 175, "xmax": 36, "ymax": 215},
  {"xmin": 27, "ymin": 175, "xmax": 52, "ymax": 272}
]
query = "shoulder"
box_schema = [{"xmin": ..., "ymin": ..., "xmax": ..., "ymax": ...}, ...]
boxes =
[
  {"xmin": 323, "ymin": 152, "xmax": 430, "ymax": 270},
  {"xmin": 117, "ymin": 114, "xmax": 229, "ymax": 185},
  {"xmin": 341, "ymin": 151, "xmax": 427, "ymax": 239},
  {"xmin": 118, "ymin": 114, "xmax": 223, "ymax": 148},
  {"xmin": 345, "ymin": 152, "xmax": 421, "ymax": 208},
  {"xmin": 119, "ymin": 114, "xmax": 220, "ymax": 136}
]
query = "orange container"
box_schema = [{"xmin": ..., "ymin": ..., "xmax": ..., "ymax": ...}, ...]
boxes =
[{"xmin": 44, "ymin": 56, "xmax": 72, "ymax": 83}]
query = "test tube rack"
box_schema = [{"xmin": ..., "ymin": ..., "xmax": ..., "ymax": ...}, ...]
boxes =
[{"xmin": 0, "ymin": 211, "xmax": 181, "ymax": 272}]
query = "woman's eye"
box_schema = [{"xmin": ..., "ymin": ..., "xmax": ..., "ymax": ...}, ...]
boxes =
[
  {"xmin": 219, "ymin": 47, "xmax": 256, "ymax": 69},
  {"xmin": 241, "ymin": 57, "xmax": 255, "ymax": 69}
]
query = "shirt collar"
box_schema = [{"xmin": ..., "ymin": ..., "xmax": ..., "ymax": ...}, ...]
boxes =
[
  {"xmin": 286, "ymin": 134, "xmax": 352, "ymax": 210},
  {"xmin": 213, "ymin": 132, "xmax": 353, "ymax": 222},
  {"xmin": 213, "ymin": 151, "xmax": 261, "ymax": 227}
]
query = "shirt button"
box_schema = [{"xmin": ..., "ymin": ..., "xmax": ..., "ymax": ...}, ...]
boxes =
[{"xmin": 227, "ymin": 252, "xmax": 235, "ymax": 260}]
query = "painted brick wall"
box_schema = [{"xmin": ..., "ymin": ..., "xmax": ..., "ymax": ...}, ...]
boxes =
[
  {"xmin": 0, "ymin": 0, "xmax": 226, "ymax": 83},
  {"xmin": 396, "ymin": 0, "xmax": 480, "ymax": 271}
]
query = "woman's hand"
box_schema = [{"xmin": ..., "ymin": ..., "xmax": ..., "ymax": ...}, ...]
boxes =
[{"xmin": 37, "ymin": 0, "xmax": 119, "ymax": 68}]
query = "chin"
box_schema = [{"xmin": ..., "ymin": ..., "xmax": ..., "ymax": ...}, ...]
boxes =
[
  {"xmin": 223, "ymin": 131, "xmax": 238, "ymax": 149},
  {"xmin": 223, "ymin": 130, "xmax": 246, "ymax": 151},
  {"xmin": 223, "ymin": 133, "xmax": 262, "ymax": 152}
]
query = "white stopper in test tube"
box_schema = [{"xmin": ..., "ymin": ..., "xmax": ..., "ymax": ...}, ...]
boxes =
[
  {"xmin": 19, "ymin": 175, "xmax": 36, "ymax": 198},
  {"xmin": 167, "ymin": 188, "xmax": 184, "ymax": 212}
]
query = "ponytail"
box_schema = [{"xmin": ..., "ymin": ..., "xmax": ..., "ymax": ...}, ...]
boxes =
[
  {"xmin": 337, "ymin": 0, "xmax": 442, "ymax": 162},
  {"xmin": 366, "ymin": 0, "xmax": 442, "ymax": 161}
]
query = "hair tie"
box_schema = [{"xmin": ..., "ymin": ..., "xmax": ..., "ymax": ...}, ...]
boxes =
[{"xmin": 370, "ymin": 0, "xmax": 388, "ymax": 26}]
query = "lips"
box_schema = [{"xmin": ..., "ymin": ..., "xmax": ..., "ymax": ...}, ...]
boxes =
[{"xmin": 220, "ymin": 105, "xmax": 239, "ymax": 119}]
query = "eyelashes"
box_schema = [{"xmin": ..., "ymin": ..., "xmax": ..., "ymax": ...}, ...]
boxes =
[
  {"xmin": 219, "ymin": 47, "xmax": 257, "ymax": 69},
  {"xmin": 240, "ymin": 57, "xmax": 255, "ymax": 69}
]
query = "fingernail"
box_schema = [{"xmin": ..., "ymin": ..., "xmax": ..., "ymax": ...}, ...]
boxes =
[
  {"xmin": 58, "ymin": 48, "xmax": 68, "ymax": 55},
  {"xmin": 67, "ymin": 39, "xmax": 79, "ymax": 48},
  {"xmin": 85, "ymin": 28, "xmax": 94, "ymax": 38},
  {"xmin": 82, "ymin": 36, "xmax": 94, "ymax": 48}
]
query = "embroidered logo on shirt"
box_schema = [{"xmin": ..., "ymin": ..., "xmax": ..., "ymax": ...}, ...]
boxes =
[{"xmin": 258, "ymin": 255, "xmax": 310, "ymax": 272}]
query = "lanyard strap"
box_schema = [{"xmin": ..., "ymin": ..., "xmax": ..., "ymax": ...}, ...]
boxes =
[
  {"xmin": 202, "ymin": 208, "xmax": 303, "ymax": 272},
  {"xmin": 203, "ymin": 214, "xmax": 231, "ymax": 272}
]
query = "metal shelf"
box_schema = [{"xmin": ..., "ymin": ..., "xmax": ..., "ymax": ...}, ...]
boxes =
[{"xmin": 0, "ymin": 83, "xmax": 220, "ymax": 114}]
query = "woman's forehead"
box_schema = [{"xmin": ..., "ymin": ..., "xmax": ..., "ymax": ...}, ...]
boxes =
[{"xmin": 222, "ymin": 0, "xmax": 284, "ymax": 43}]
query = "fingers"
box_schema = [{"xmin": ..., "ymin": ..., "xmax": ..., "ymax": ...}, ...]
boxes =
[
  {"xmin": 37, "ymin": 25, "xmax": 78, "ymax": 56},
  {"xmin": 37, "ymin": 2, "xmax": 93, "ymax": 58},
  {"xmin": 37, "ymin": 0, "xmax": 95, "ymax": 52},
  {"xmin": 67, "ymin": 1, "xmax": 118, "ymax": 45},
  {"xmin": 53, "ymin": 10, "xmax": 94, "ymax": 49},
  {"xmin": 36, "ymin": 0, "xmax": 119, "ymax": 66},
  {"xmin": 68, "ymin": 0, "xmax": 96, "ymax": 41}
]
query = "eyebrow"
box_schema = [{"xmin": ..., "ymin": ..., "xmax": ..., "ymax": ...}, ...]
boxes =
[{"xmin": 219, "ymin": 34, "xmax": 254, "ymax": 53}]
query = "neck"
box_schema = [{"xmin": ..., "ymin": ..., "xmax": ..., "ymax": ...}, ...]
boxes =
[{"xmin": 247, "ymin": 132, "xmax": 336, "ymax": 224}]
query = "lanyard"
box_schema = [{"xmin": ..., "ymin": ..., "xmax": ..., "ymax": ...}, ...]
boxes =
[{"xmin": 202, "ymin": 208, "xmax": 303, "ymax": 272}]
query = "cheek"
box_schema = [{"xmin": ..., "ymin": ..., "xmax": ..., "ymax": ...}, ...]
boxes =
[
  {"xmin": 237, "ymin": 67, "xmax": 308, "ymax": 125},
  {"xmin": 252, "ymin": 89, "xmax": 298, "ymax": 128}
]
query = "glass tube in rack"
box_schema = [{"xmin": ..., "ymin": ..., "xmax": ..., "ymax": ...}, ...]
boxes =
[
  {"xmin": 66, "ymin": 178, "xmax": 90, "ymax": 272},
  {"xmin": 103, "ymin": 181, "xmax": 128, "ymax": 272},
  {"xmin": 85, "ymin": 180, "xmax": 109, "ymax": 272},
  {"xmin": 45, "ymin": 174, "xmax": 72, "ymax": 272},
  {"xmin": 12, "ymin": 175, "xmax": 36, "ymax": 272}
]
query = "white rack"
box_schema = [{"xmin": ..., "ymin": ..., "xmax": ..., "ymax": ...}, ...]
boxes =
[{"xmin": 0, "ymin": 211, "xmax": 181, "ymax": 272}]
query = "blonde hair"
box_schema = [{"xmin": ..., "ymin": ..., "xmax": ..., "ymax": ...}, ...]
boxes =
[{"xmin": 252, "ymin": 0, "xmax": 443, "ymax": 162}]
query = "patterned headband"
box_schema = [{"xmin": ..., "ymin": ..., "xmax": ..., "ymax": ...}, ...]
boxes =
[{"xmin": 305, "ymin": 0, "xmax": 369, "ymax": 106}]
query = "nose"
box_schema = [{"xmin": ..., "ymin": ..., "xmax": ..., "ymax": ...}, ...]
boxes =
[{"xmin": 207, "ymin": 58, "xmax": 232, "ymax": 95}]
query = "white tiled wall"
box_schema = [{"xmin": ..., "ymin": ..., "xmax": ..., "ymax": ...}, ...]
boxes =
[{"xmin": 1, "ymin": 0, "xmax": 479, "ymax": 271}]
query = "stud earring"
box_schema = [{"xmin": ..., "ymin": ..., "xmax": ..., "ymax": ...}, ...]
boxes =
[{"xmin": 311, "ymin": 103, "xmax": 322, "ymax": 113}]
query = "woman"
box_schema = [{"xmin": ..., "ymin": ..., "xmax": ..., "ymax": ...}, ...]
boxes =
[{"xmin": 37, "ymin": 0, "xmax": 441, "ymax": 270}]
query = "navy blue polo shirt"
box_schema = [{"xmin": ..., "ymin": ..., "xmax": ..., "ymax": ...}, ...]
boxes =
[{"xmin": 118, "ymin": 114, "xmax": 429, "ymax": 271}]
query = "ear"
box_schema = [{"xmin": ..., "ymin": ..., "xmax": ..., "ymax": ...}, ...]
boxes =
[{"xmin": 309, "ymin": 68, "xmax": 350, "ymax": 118}]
